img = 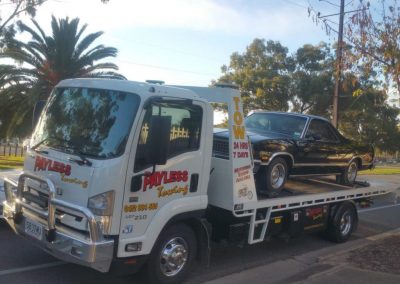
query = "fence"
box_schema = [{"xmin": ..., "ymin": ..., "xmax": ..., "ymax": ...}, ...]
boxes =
[
  {"xmin": 0, "ymin": 143, "xmax": 25, "ymax": 157},
  {"xmin": 139, "ymin": 124, "xmax": 190, "ymax": 144}
]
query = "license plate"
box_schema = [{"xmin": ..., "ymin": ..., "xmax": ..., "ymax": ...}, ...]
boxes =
[{"xmin": 25, "ymin": 218, "xmax": 43, "ymax": 241}]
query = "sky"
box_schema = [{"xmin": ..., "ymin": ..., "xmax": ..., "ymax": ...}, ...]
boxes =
[{"xmin": 1, "ymin": 0, "xmax": 348, "ymax": 86}]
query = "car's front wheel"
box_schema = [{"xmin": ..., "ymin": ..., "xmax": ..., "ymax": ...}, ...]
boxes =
[
  {"xmin": 337, "ymin": 160, "xmax": 358, "ymax": 185},
  {"xmin": 256, "ymin": 157, "xmax": 288, "ymax": 197}
]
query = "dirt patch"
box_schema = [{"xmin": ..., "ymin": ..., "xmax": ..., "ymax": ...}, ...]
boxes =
[{"xmin": 347, "ymin": 235, "xmax": 400, "ymax": 275}]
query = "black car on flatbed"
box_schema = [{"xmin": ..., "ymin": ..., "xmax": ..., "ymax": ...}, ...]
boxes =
[{"xmin": 213, "ymin": 111, "xmax": 375, "ymax": 197}]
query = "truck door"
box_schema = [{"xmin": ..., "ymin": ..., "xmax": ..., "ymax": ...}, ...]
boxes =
[{"xmin": 120, "ymin": 98, "xmax": 208, "ymax": 241}]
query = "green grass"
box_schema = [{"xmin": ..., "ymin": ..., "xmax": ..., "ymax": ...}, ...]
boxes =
[
  {"xmin": 359, "ymin": 166, "xmax": 400, "ymax": 175},
  {"xmin": 0, "ymin": 155, "xmax": 24, "ymax": 170}
]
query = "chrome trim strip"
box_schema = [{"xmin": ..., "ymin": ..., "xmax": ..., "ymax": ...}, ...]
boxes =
[
  {"xmin": 293, "ymin": 163, "xmax": 348, "ymax": 167},
  {"xmin": 262, "ymin": 152, "xmax": 294, "ymax": 166},
  {"xmin": 290, "ymin": 173, "xmax": 342, "ymax": 177},
  {"xmin": 300, "ymin": 117, "xmax": 311, "ymax": 139}
]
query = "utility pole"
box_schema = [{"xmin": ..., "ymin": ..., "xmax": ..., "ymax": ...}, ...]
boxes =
[{"xmin": 332, "ymin": 0, "xmax": 345, "ymax": 128}]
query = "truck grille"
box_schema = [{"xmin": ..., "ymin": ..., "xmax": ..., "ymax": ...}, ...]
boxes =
[
  {"xmin": 213, "ymin": 139, "xmax": 229, "ymax": 159},
  {"xmin": 23, "ymin": 185, "xmax": 49, "ymax": 210}
]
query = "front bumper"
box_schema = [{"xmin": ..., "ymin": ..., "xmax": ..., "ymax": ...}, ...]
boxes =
[{"xmin": 2, "ymin": 173, "xmax": 114, "ymax": 273}]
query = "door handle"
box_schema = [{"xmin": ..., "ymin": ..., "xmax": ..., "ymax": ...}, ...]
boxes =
[
  {"xmin": 131, "ymin": 175, "xmax": 142, "ymax": 192},
  {"xmin": 190, "ymin": 174, "xmax": 199, "ymax": 193}
]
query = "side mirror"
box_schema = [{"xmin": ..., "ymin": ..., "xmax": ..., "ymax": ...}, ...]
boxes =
[
  {"xmin": 32, "ymin": 100, "xmax": 46, "ymax": 130},
  {"xmin": 146, "ymin": 115, "xmax": 171, "ymax": 166},
  {"xmin": 313, "ymin": 134, "xmax": 322, "ymax": 141}
]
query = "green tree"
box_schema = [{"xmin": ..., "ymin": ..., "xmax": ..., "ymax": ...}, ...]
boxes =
[
  {"xmin": 339, "ymin": 76, "xmax": 400, "ymax": 152},
  {"xmin": 0, "ymin": 16, "xmax": 125, "ymax": 137},
  {"xmin": 0, "ymin": 0, "xmax": 45, "ymax": 44},
  {"xmin": 290, "ymin": 43, "xmax": 334, "ymax": 115},
  {"xmin": 217, "ymin": 39, "xmax": 295, "ymax": 113}
]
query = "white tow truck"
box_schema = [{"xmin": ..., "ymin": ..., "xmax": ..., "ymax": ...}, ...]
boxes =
[{"xmin": 2, "ymin": 79, "xmax": 397, "ymax": 283}]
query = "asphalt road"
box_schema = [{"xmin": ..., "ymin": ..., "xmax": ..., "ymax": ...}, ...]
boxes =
[{"xmin": 0, "ymin": 174, "xmax": 399, "ymax": 284}]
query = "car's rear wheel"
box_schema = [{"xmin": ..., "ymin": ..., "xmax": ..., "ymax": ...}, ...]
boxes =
[
  {"xmin": 256, "ymin": 157, "xmax": 288, "ymax": 197},
  {"xmin": 337, "ymin": 160, "xmax": 358, "ymax": 185},
  {"xmin": 326, "ymin": 202, "xmax": 358, "ymax": 243}
]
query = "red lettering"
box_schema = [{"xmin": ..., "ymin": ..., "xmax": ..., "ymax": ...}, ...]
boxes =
[
  {"xmin": 34, "ymin": 156, "xmax": 46, "ymax": 171},
  {"xmin": 65, "ymin": 165, "xmax": 71, "ymax": 176},
  {"xmin": 182, "ymin": 170, "xmax": 188, "ymax": 182},
  {"xmin": 34, "ymin": 156, "xmax": 72, "ymax": 176},
  {"xmin": 142, "ymin": 170, "xmax": 190, "ymax": 191}
]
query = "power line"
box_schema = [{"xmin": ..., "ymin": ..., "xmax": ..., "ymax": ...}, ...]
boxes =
[
  {"xmin": 319, "ymin": 0, "xmax": 340, "ymax": 8},
  {"xmin": 119, "ymin": 38, "xmax": 223, "ymax": 63},
  {"xmin": 114, "ymin": 59, "xmax": 220, "ymax": 77},
  {"xmin": 282, "ymin": 0, "xmax": 309, "ymax": 9}
]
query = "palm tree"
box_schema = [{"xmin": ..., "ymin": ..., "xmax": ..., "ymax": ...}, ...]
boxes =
[{"xmin": 0, "ymin": 16, "xmax": 126, "ymax": 137}]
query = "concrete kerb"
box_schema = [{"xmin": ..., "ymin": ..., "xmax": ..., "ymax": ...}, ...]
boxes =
[
  {"xmin": 317, "ymin": 228, "xmax": 400, "ymax": 260},
  {"xmin": 206, "ymin": 227, "xmax": 400, "ymax": 284}
]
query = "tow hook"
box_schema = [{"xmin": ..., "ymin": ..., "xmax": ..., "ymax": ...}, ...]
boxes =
[{"xmin": 46, "ymin": 229, "xmax": 56, "ymax": 242}]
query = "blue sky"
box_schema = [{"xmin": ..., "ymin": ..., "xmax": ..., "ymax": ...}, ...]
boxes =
[{"xmin": 3, "ymin": 0, "xmax": 351, "ymax": 86}]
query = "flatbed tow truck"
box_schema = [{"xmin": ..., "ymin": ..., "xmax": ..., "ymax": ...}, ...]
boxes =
[{"xmin": 2, "ymin": 79, "xmax": 397, "ymax": 283}]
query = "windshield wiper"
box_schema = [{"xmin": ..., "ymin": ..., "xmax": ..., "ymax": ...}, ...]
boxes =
[
  {"xmin": 67, "ymin": 151, "xmax": 92, "ymax": 167},
  {"xmin": 31, "ymin": 136, "xmax": 65, "ymax": 154},
  {"xmin": 32, "ymin": 137, "xmax": 92, "ymax": 166}
]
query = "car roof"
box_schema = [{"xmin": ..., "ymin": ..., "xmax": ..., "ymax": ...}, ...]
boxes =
[{"xmin": 247, "ymin": 110, "xmax": 331, "ymax": 122}]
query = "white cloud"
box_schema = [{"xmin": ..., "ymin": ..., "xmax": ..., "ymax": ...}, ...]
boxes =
[{"xmin": 26, "ymin": 0, "xmax": 312, "ymax": 37}]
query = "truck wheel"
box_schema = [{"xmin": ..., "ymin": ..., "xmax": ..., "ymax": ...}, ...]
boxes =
[
  {"xmin": 337, "ymin": 161, "xmax": 358, "ymax": 185},
  {"xmin": 146, "ymin": 224, "xmax": 197, "ymax": 284},
  {"xmin": 326, "ymin": 202, "xmax": 357, "ymax": 243},
  {"xmin": 261, "ymin": 158, "xmax": 287, "ymax": 197}
]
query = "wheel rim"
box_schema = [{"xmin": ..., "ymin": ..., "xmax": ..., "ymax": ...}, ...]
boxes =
[
  {"xmin": 160, "ymin": 237, "xmax": 188, "ymax": 277},
  {"xmin": 339, "ymin": 211, "xmax": 352, "ymax": 236},
  {"xmin": 347, "ymin": 162, "xmax": 358, "ymax": 183},
  {"xmin": 271, "ymin": 163, "xmax": 286, "ymax": 189}
]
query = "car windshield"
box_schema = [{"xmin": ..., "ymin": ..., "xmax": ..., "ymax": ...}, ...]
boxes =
[
  {"xmin": 245, "ymin": 113, "xmax": 307, "ymax": 139},
  {"xmin": 32, "ymin": 87, "xmax": 140, "ymax": 159}
]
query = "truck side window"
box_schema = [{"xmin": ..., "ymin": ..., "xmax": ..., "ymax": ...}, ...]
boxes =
[{"xmin": 134, "ymin": 102, "xmax": 203, "ymax": 172}]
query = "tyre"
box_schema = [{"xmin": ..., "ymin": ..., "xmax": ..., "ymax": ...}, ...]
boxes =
[
  {"xmin": 326, "ymin": 202, "xmax": 358, "ymax": 243},
  {"xmin": 146, "ymin": 224, "xmax": 197, "ymax": 284},
  {"xmin": 256, "ymin": 157, "xmax": 288, "ymax": 197},
  {"xmin": 337, "ymin": 160, "xmax": 358, "ymax": 185}
]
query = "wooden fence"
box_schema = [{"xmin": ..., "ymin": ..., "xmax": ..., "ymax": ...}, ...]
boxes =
[
  {"xmin": 0, "ymin": 143, "xmax": 25, "ymax": 157},
  {"xmin": 140, "ymin": 124, "xmax": 190, "ymax": 144}
]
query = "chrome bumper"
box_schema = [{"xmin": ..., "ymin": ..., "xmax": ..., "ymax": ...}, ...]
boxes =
[{"xmin": 2, "ymin": 172, "xmax": 114, "ymax": 273}]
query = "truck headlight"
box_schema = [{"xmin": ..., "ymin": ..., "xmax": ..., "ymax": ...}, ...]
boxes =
[{"xmin": 88, "ymin": 190, "xmax": 115, "ymax": 216}]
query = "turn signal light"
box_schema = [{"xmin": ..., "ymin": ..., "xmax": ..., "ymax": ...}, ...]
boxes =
[{"xmin": 125, "ymin": 242, "xmax": 142, "ymax": 252}]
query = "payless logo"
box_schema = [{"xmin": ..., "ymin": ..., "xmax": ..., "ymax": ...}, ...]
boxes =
[
  {"xmin": 34, "ymin": 156, "xmax": 71, "ymax": 176},
  {"xmin": 142, "ymin": 170, "xmax": 188, "ymax": 191}
]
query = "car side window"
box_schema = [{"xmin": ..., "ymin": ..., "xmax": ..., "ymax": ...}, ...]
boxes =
[
  {"xmin": 134, "ymin": 101, "xmax": 203, "ymax": 172},
  {"xmin": 306, "ymin": 119, "xmax": 338, "ymax": 142}
]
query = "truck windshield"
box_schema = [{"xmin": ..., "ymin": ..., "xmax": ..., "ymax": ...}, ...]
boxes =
[{"xmin": 32, "ymin": 87, "xmax": 140, "ymax": 159}]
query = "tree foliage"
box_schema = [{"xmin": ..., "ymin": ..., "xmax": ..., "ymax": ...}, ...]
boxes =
[
  {"xmin": 290, "ymin": 43, "xmax": 334, "ymax": 115},
  {"xmin": 345, "ymin": 0, "xmax": 400, "ymax": 95},
  {"xmin": 0, "ymin": 16, "xmax": 125, "ymax": 137},
  {"xmin": 218, "ymin": 39, "xmax": 294, "ymax": 113},
  {"xmin": 216, "ymin": 39, "xmax": 400, "ymax": 153}
]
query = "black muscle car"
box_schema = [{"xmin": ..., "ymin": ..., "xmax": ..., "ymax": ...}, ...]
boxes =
[{"xmin": 213, "ymin": 111, "xmax": 374, "ymax": 197}]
